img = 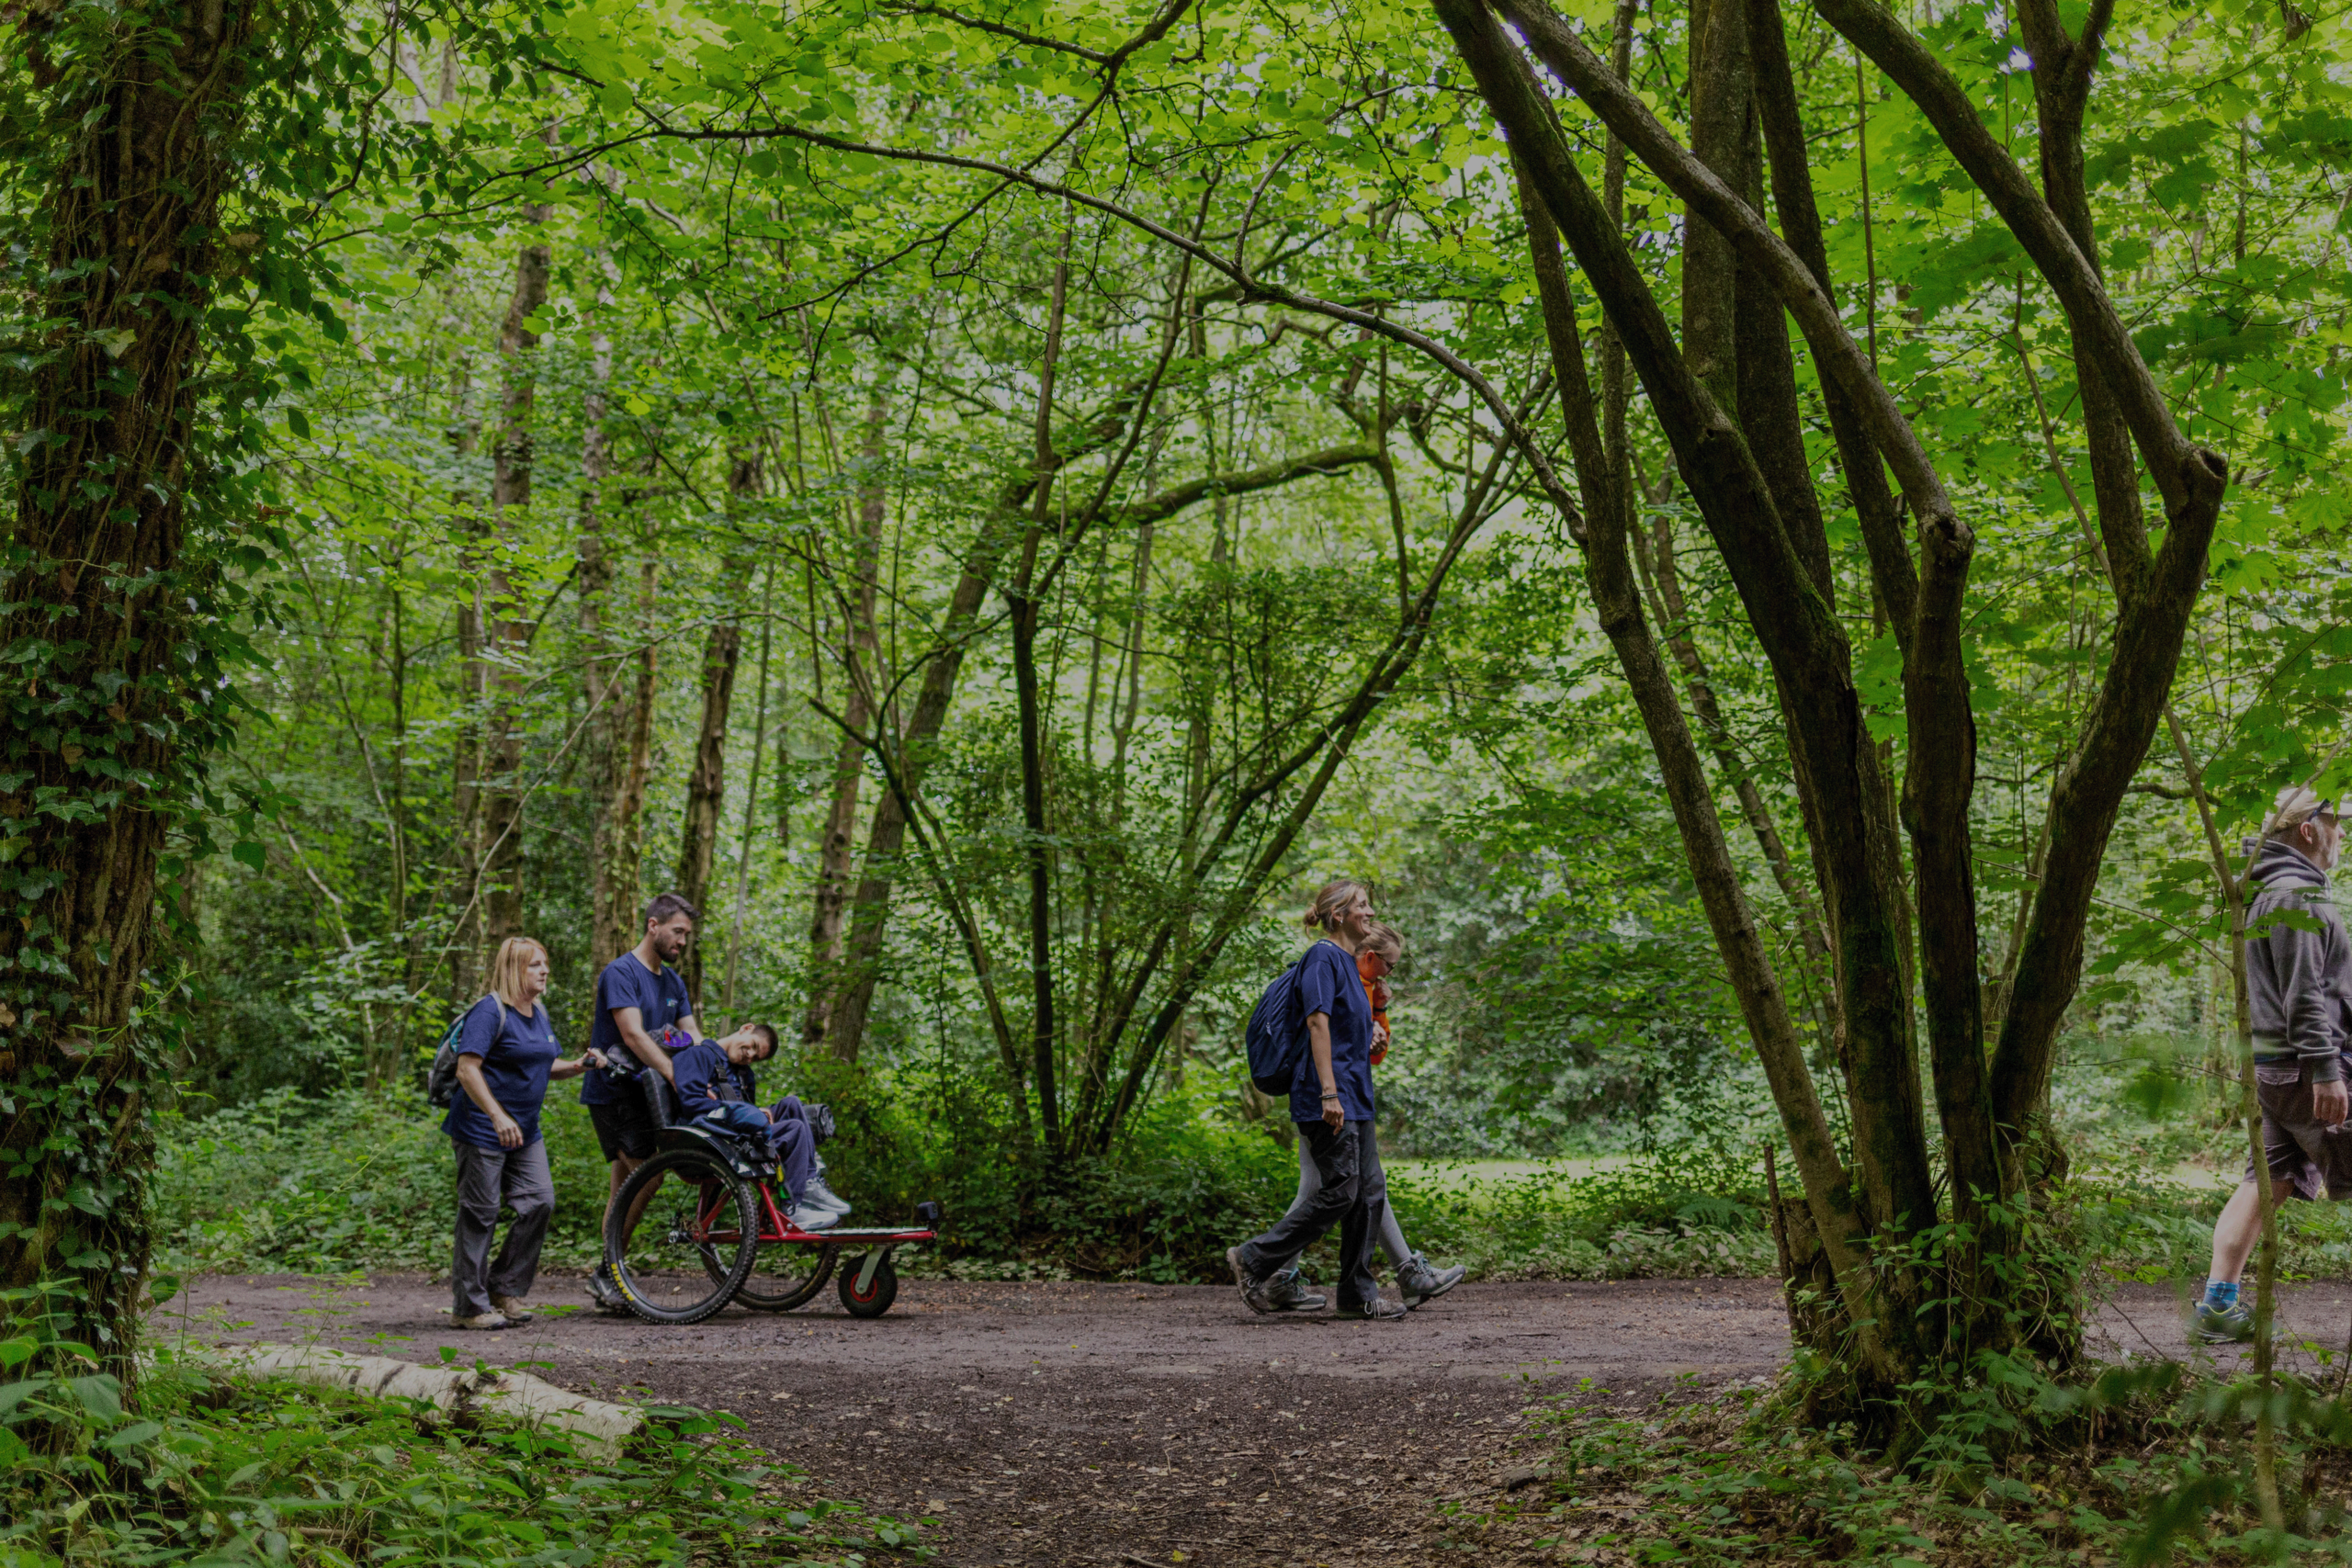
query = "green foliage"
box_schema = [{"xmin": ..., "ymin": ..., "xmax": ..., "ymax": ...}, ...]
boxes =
[
  {"xmin": 0, "ymin": 1306, "xmax": 925, "ymax": 1567},
  {"xmin": 153, "ymin": 1090, "xmax": 612, "ymax": 1276},
  {"xmin": 1492, "ymin": 1356, "xmax": 2352, "ymax": 1566},
  {"xmin": 145, "ymin": 1068, "xmax": 1780, "ymax": 1284}
]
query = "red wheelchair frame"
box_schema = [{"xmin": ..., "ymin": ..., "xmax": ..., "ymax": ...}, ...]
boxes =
[{"xmin": 605, "ymin": 1125, "xmax": 941, "ymax": 1325}]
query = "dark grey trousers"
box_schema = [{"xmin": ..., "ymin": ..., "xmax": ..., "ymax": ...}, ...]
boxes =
[
  {"xmin": 452, "ymin": 1138, "xmax": 555, "ymax": 1317},
  {"xmin": 1237, "ymin": 1120, "xmax": 1385, "ymax": 1309}
]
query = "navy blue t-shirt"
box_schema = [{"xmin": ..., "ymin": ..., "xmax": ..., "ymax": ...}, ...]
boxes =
[
  {"xmin": 580, "ymin": 953, "xmax": 695, "ymax": 1107},
  {"xmin": 672, "ymin": 1040, "xmax": 756, "ymax": 1119},
  {"xmin": 442, "ymin": 996, "xmax": 563, "ymax": 1151},
  {"xmin": 1287, "ymin": 939, "xmax": 1376, "ymax": 1124}
]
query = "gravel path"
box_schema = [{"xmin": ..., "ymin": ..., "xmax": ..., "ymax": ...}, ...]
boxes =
[{"xmin": 156, "ymin": 1270, "xmax": 2352, "ymax": 1567}]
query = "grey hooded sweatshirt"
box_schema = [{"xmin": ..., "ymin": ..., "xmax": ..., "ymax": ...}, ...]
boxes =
[{"xmin": 2245, "ymin": 836, "xmax": 2347, "ymax": 1083}]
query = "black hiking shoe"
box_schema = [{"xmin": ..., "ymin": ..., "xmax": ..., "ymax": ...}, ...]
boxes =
[
  {"xmin": 587, "ymin": 1262, "xmax": 628, "ymax": 1315},
  {"xmin": 1226, "ymin": 1246, "xmax": 1275, "ymax": 1314}
]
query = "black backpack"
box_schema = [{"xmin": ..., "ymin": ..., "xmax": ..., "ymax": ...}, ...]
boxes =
[{"xmin": 424, "ymin": 997, "xmax": 502, "ymax": 1109}]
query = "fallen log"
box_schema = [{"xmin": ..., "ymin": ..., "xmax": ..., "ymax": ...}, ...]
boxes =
[{"xmin": 184, "ymin": 1343, "xmax": 642, "ymax": 1457}]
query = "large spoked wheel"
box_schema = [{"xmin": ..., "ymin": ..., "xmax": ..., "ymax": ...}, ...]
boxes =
[
  {"xmin": 720, "ymin": 1239, "xmax": 836, "ymax": 1312},
  {"xmin": 838, "ymin": 1252, "xmax": 899, "ymax": 1318},
  {"xmin": 607, "ymin": 1147, "xmax": 759, "ymax": 1325}
]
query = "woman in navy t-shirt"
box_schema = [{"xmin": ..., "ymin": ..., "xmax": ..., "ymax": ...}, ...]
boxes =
[
  {"xmin": 446, "ymin": 937, "xmax": 605, "ymax": 1330},
  {"xmin": 1225, "ymin": 879, "xmax": 1403, "ymax": 1319}
]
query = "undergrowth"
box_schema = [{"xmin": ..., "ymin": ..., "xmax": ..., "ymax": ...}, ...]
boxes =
[
  {"xmin": 0, "ymin": 1298, "xmax": 926, "ymax": 1568},
  {"xmin": 1444, "ymin": 1359, "xmax": 2352, "ymax": 1566},
  {"xmin": 152, "ymin": 1078, "xmax": 1777, "ymax": 1284}
]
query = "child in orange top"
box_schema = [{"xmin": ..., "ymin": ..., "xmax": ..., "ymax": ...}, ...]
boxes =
[{"xmin": 1360, "ymin": 922, "xmax": 1400, "ymax": 1066}]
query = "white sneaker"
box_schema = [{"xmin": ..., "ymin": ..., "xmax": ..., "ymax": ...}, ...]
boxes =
[
  {"xmin": 788, "ymin": 1201, "xmax": 840, "ymax": 1231},
  {"xmin": 802, "ymin": 1174, "xmax": 852, "ymax": 1216}
]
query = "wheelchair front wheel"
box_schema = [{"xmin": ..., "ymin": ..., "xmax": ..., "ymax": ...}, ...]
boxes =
[{"xmin": 838, "ymin": 1251, "xmax": 899, "ymax": 1318}]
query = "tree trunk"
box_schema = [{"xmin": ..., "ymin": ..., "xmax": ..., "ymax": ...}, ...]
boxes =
[
  {"xmin": 449, "ymin": 357, "xmax": 485, "ymax": 1003},
  {"xmin": 480, "ymin": 188, "xmax": 552, "ymax": 957},
  {"xmin": 1448, "ymin": 0, "xmax": 2229, "ymax": 1430},
  {"xmin": 723, "ymin": 554, "xmax": 780, "ymax": 1020},
  {"xmin": 613, "ymin": 556, "xmax": 660, "ymax": 952},
  {"xmin": 821, "ymin": 525, "xmax": 1012, "ymax": 1063},
  {"xmin": 801, "ymin": 404, "xmax": 888, "ymax": 1051},
  {"xmin": 1499, "ymin": 141, "xmax": 1884, "ymax": 1362},
  {"xmin": 674, "ymin": 452, "xmax": 763, "ymax": 999},
  {"xmin": 577, "ymin": 270, "xmax": 637, "ymax": 969},
  {"xmin": 0, "ymin": 0, "xmax": 262, "ymax": 1394}
]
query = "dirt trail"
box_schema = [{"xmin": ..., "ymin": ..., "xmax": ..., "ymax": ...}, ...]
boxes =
[{"xmin": 158, "ymin": 1273, "xmax": 2352, "ymax": 1567}]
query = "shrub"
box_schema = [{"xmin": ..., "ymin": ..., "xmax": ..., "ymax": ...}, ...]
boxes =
[{"xmin": 151, "ymin": 1077, "xmax": 1776, "ymax": 1285}]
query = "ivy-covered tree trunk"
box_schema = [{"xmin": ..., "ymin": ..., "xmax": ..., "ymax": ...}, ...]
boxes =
[{"xmin": 0, "ymin": 0, "xmax": 263, "ymax": 1388}]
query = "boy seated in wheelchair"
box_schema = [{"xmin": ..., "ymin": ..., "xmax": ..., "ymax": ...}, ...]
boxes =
[{"xmin": 668, "ymin": 1025, "xmax": 852, "ymax": 1231}]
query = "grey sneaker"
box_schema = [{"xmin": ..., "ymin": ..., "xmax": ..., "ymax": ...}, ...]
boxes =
[
  {"xmin": 1227, "ymin": 1246, "xmax": 1275, "ymax": 1314},
  {"xmin": 1397, "ymin": 1252, "xmax": 1466, "ymax": 1309},
  {"xmin": 802, "ymin": 1173, "xmax": 852, "ymax": 1216},
  {"xmin": 787, "ymin": 1201, "xmax": 840, "ymax": 1231},
  {"xmin": 1331, "ymin": 1296, "xmax": 1408, "ymax": 1322},
  {"xmin": 2195, "ymin": 1297, "xmax": 2255, "ymax": 1344},
  {"xmin": 1262, "ymin": 1265, "xmax": 1327, "ymax": 1313}
]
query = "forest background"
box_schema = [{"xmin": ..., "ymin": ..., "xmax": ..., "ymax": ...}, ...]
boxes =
[{"xmin": 21, "ymin": 0, "xmax": 2352, "ymax": 1296}]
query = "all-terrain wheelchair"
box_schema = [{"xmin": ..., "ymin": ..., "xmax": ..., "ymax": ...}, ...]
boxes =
[{"xmin": 602, "ymin": 1075, "xmax": 940, "ymax": 1325}]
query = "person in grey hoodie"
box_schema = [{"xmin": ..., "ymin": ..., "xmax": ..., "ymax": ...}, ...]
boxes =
[{"xmin": 2197, "ymin": 785, "xmax": 2349, "ymax": 1343}]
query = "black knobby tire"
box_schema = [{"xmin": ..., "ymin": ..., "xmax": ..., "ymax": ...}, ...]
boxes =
[
  {"xmin": 724, "ymin": 1241, "xmax": 837, "ymax": 1312},
  {"xmin": 837, "ymin": 1252, "xmax": 899, "ymax": 1318},
  {"xmin": 607, "ymin": 1146, "xmax": 759, "ymax": 1325}
]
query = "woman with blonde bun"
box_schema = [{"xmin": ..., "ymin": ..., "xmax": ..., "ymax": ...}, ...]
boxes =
[
  {"xmin": 1256, "ymin": 920, "xmax": 1465, "ymax": 1311},
  {"xmin": 1225, "ymin": 880, "xmax": 1405, "ymax": 1320},
  {"xmin": 445, "ymin": 937, "xmax": 606, "ymax": 1330}
]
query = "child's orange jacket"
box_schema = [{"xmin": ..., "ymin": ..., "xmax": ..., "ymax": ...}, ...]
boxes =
[{"xmin": 1359, "ymin": 951, "xmax": 1391, "ymax": 1066}]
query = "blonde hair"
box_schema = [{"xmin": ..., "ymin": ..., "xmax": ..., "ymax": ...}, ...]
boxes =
[
  {"xmin": 490, "ymin": 937, "xmax": 549, "ymax": 1010},
  {"xmin": 1363, "ymin": 921, "xmax": 1403, "ymax": 961},
  {"xmin": 2265, "ymin": 785, "xmax": 2337, "ymax": 838},
  {"xmin": 1303, "ymin": 879, "xmax": 1372, "ymax": 932}
]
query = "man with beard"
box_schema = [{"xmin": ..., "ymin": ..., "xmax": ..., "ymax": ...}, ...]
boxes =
[
  {"xmin": 583, "ymin": 893, "xmax": 701, "ymax": 1312},
  {"xmin": 2197, "ymin": 787, "xmax": 2349, "ymax": 1343}
]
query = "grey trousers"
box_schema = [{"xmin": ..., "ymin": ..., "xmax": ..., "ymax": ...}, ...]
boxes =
[
  {"xmin": 452, "ymin": 1138, "xmax": 555, "ymax": 1317},
  {"xmin": 1276, "ymin": 1135, "xmax": 1411, "ymax": 1269},
  {"xmin": 1237, "ymin": 1120, "xmax": 1385, "ymax": 1310}
]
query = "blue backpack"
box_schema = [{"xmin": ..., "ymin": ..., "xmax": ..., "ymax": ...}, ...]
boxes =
[{"xmin": 1244, "ymin": 960, "xmax": 1309, "ymax": 1095}]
